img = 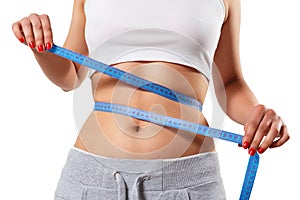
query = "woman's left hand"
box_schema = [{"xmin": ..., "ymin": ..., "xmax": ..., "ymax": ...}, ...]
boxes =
[{"xmin": 241, "ymin": 104, "xmax": 290, "ymax": 155}]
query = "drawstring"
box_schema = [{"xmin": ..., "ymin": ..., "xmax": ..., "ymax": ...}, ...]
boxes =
[
  {"xmin": 113, "ymin": 171, "xmax": 150, "ymax": 200},
  {"xmin": 131, "ymin": 173, "xmax": 150, "ymax": 200},
  {"xmin": 113, "ymin": 171, "xmax": 127, "ymax": 200}
]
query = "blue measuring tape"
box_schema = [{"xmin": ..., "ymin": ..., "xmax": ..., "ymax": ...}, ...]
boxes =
[
  {"xmin": 48, "ymin": 44, "xmax": 259, "ymax": 200},
  {"xmin": 48, "ymin": 45, "xmax": 202, "ymax": 111}
]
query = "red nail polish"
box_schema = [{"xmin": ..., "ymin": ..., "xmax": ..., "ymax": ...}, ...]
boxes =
[
  {"xmin": 243, "ymin": 141, "xmax": 250, "ymax": 149},
  {"xmin": 258, "ymin": 147, "xmax": 265, "ymax": 154},
  {"xmin": 249, "ymin": 148, "xmax": 256, "ymax": 156},
  {"xmin": 19, "ymin": 37, "xmax": 25, "ymax": 43},
  {"xmin": 46, "ymin": 42, "xmax": 52, "ymax": 50},
  {"xmin": 29, "ymin": 42, "xmax": 35, "ymax": 49},
  {"xmin": 38, "ymin": 44, "xmax": 44, "ymax": 52}
]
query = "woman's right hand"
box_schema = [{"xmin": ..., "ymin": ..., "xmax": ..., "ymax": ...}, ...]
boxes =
[{"xmin": 12, "ymin": 13, "xmax": 53, "ymax": 52}]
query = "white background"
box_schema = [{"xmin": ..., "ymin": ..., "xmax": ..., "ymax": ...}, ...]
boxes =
[{"xmin": 1, "ymin": 0, "xmax": 299, "ymax": 199}]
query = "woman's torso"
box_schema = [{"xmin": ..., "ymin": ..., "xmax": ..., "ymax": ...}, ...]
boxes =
[
  {"xmin": 74, "ymin": 0, "xmax": 226, "ymax": 159},
  {"xmin": 75, "ymin": 61, "xmax": 214, "ymax": 159}
]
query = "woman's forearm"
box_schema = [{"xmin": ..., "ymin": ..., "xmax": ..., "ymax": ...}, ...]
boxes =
[
  {"xmin": 33, "ymin": 50, "xmax": 78, "ymax": 91},
  {"xmin": 222, "ymin": 79, "xmax": 259, "ymax": 125}
]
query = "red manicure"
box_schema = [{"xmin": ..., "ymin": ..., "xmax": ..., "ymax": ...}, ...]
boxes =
[
  {"xmin": 248, "ymin": 148, "xmax": 256, "ymax": 156},
  {"xmin": 38, "ymin": 44, "xmax": 44, "ymax": 52},
  {"xmin": 242, "ymin": 141, "xmax": 250, "ymax": 149},
  {"xmin": 46, "ymin": 42, "xmax": 52, "ymax": 50},
  {"xmin": 258, "ymin": 147, "xmax": 265, "ymax": 154},
  {"xmin": 29, "ymin": 42, "xmax": 35, "ymax": 49},
  {"xmin": 19, "ymin": 37, "xmax": 25, "ymax": 43}
]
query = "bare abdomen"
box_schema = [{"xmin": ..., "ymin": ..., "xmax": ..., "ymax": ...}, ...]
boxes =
[{"xmin": 75, "ymin": 61, "xmax": 215, "ymax": 159}]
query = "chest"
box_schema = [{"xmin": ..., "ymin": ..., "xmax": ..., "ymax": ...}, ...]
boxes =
[{"xmin": 84, "ymin": 0, "xmax": 225, "ymax": 53}]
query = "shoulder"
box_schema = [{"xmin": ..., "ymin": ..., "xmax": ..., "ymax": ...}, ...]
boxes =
[
  {"xmin": 223, "ymin": 0, "xmax": 241, "ymax": 23},
  {"xmin": 221, "ymin": 0, "xmax": 229, "ymax": 22}
]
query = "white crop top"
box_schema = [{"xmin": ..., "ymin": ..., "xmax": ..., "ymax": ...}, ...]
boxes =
[{"xmin": 84, "ymin": 0, "xmax": 225, "ymax": 80}]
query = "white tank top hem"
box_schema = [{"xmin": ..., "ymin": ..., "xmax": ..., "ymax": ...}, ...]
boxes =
[{"xmin": 84, "ymin": 0, "xmax": 225, "ymax": 81}]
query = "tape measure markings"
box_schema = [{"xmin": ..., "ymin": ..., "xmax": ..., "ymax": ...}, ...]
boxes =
[
  {"xmin": 48, "ymin": 45, "xmax": 260, "ymax": 200},
  {"xmin": 48, "ymin": 45, "xmax": 202, "ymax": 111},
  {"xmin": 94, "ymin": 101, "xmax": 259, "ymax": 200},
  {"xmin": 240, "ymin": 154, "xmax": 259, "ymax": 200},
  {"xmin": 94, "ymin": 102, "xmax": 243, "ymax": 143}
]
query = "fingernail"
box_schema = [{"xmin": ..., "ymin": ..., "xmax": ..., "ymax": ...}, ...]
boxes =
[
  {"xmin": 29, "ymin": 42, "xmax": 35, "ymax": 49},
  {"xmin": 242, "ymin": 141, "xmax": 250, "ymax": 149},
  {"xmin": 38, "ymin": 44, "xmax": 44, "ymax": 52},
  {"xmin": 19, "ymin": 37, "xmax": 25, "ymax": 43},
  {"xmin": 46, "ymin": 42, "xmax": 52, "ymax": 50},
  {"xmin": 258, "ymin": 147, "xmax": 265, "ymax": 154},
  {"xmin": 248, "ymin": 148, "xmax": 256, "ymax": 156}
]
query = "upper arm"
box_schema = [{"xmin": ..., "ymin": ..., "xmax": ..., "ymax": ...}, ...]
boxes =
[
  {"xmin": 63, "ymin": 0, "xmax": 89, "ymax": 83},
  {"xmin": 213, "ymin": 0, "xmax": 243, "ymax": 88}
]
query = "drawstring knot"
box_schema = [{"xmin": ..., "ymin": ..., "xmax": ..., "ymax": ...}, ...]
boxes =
[{"xmin": 113, "ymin": 171, "xmax": 150, "ymax": 200}]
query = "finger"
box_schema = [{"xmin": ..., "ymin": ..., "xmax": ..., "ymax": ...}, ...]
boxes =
[
  {"xmin": 257, "ymin": 116, "xmax": 282, "ymax": 154},
  {"xmin": 12, "ymin": 22, "xmax": 25, "ymax": 43},
  {"xmin": 270, "ymin": 125, "xmax": 290, "ymax": 148},
  {"xmin": 19, "ymin": 16, "xmax": 35, "ymax": 49},
  {"xmin": 243, "ymin": 105, "xmax": 266, "ymax": 149},
  {"xmin": 248, "ymin": 113, "xmax": 273, "ymax": 155},
  {"xmin": 39, "ymin": 14, "xmax": 53, "ymax": 50},
  {"xmin": 28, "ymin": 13, "xmax": 45, "ymax": 52}
]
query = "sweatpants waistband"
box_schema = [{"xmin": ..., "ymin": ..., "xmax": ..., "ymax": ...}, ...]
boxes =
[{"xmin": 61, "ymin": 147, "xmax": 223, "ymax": 191}]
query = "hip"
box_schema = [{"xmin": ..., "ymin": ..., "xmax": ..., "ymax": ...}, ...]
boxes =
[{"xmin": 55, "ymin": 147, "xmax": 226, "ymax": 200}]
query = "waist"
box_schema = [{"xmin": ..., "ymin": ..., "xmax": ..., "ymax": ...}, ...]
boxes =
[
  {"xmin": 57, "ymin": 147, "xmax": 223, "ymax": 192},
  {"xmin": 92, "ymin": 61, "xmax": 208, "ymax": 129},
  {"xmin": 76, "ymin": 61, "xmax": 212, "ymax": 159},
  {"xmin": 91, "ymin": 61, "xmax": 208, "ymax": 108}
]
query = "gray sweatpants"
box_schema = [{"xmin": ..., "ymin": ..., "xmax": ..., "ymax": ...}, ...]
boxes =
[{"xmin": 54, "ymin": 147, "xmax": 226, "ymax": 200}]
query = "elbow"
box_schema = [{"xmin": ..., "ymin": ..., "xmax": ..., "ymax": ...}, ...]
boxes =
[
  {"xmin": 60, "ymin": 80, "xmax": 82, "ymax": 92},
  {"xmin": 60, "ymin": 83, "xmax": 79, "ymax": 92},
  {"xmin": 60, "ymin": 74, "xmax": 83, "ymax": 92},
  {"xmin": 60, "ymin": 82, "xmax": 77, "ymax": 92},
  {"xmin": 223, "ymin": 76, "xmax": 244, "ymax": 90},
  {"xmin": 213, "ymin": 77, "xmax": 245, "ymax": 112},
  {"xmin": 61, "ymin": 87, "xmax": 73, "ymax": 92}
]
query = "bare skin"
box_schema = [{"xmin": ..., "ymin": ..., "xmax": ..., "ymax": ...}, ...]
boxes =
[{"xmin": 12, "ymin": 0, "xmax": 289, "ymax": 159}]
